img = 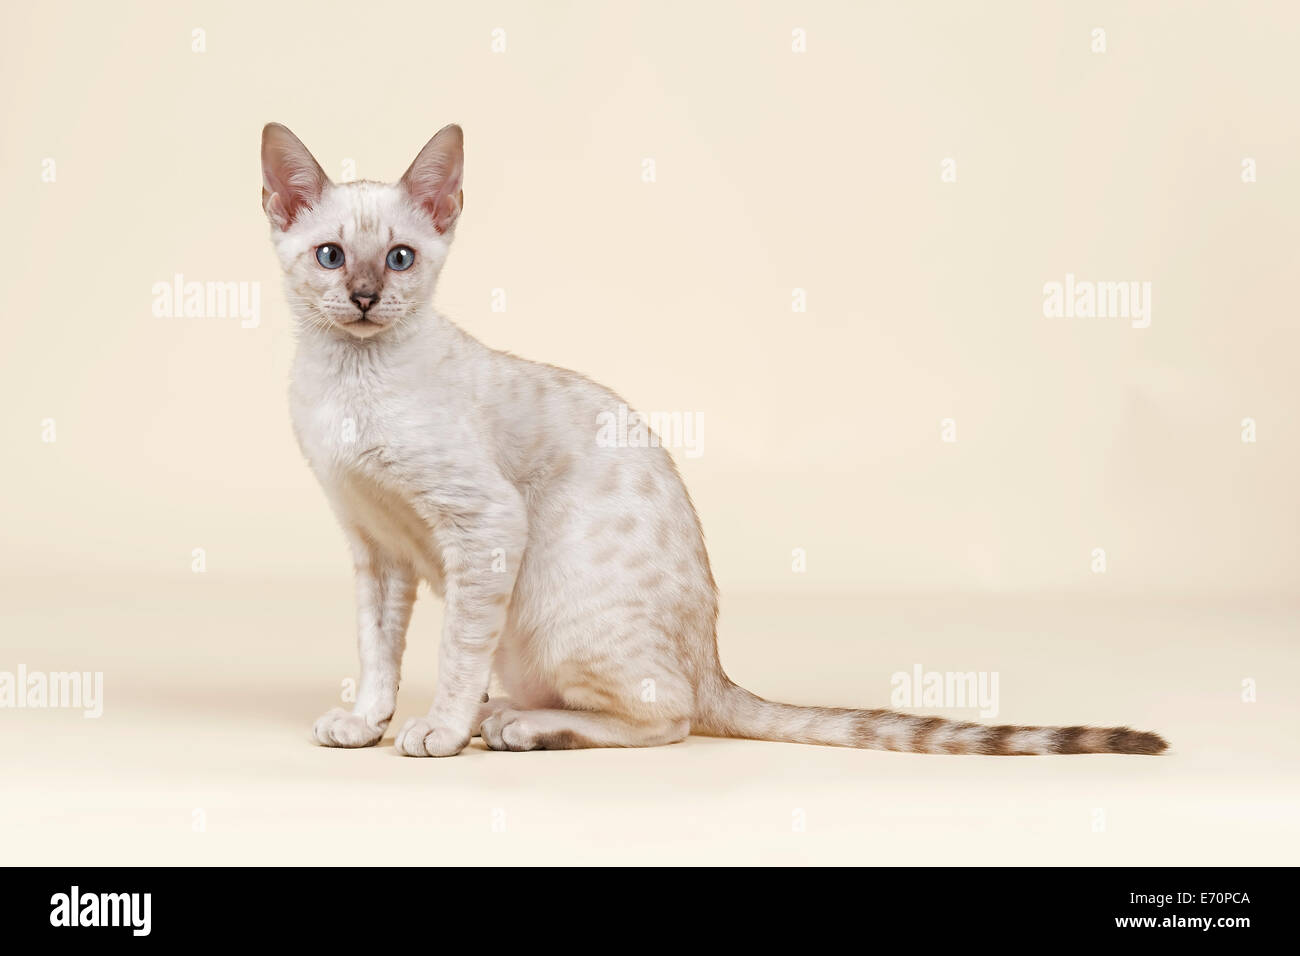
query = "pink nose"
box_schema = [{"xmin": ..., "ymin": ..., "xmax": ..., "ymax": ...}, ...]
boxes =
[{"xmin": 350, "ymin": 291, "xmax": 377, "ymax": 313}]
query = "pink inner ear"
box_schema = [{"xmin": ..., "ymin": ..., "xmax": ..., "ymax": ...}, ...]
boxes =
[
  {"xmin": 402, "ymin": 126, "xmax": 464, "ymax": 233},
  {"xmin": 264, "ymin": 192, "xmax": 291, "ymax": 230},
  {"xmin": 412, "ymin": 176, "xmax": 462, "ymax": 234},
  {"xmin": 261, "ymin": 125, "xmax": 330, "ymax": 229}
]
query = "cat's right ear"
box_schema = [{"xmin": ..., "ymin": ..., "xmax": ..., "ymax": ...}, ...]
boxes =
[
  {"xmin": 401, "ymin": 124, "xmax": 464, "ymax": 234},
  {"xmin": 261, "ymin": 123, "xmax": 331, "ymax": 231}
]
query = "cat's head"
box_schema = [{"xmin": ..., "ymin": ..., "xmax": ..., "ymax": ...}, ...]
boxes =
[{"xmin": 260, "ymin": 123, "xmax": 464, "ymax": 339}]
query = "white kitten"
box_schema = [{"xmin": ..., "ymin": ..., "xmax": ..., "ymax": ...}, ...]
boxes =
[{"xmin": 262, "ymin": 123, "xmax": 1167, "ymax": 756}]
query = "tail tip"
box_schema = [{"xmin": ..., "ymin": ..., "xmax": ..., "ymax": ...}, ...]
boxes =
[
  {"xmin": 1055, "ymin": 725, "xmax": 1169, "ymax": 754},
  {"xmin": 1110, "ymin": 726, "xmax": 1169, "ymax": 755}
]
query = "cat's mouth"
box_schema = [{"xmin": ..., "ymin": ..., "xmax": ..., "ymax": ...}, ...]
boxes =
[{"xmin": 338, "ymin": 316, "xmax": 387, "ymax": 338}]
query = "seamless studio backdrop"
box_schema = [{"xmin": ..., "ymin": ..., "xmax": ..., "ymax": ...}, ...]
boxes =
[{"xmin": 1, "ymin": 1, "xmax": 1297, "ymax": 864}]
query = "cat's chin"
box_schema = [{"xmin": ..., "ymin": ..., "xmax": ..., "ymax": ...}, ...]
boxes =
[{"xmin": 336, "ymin": 317, "xmax": 389, "ymax": 339}]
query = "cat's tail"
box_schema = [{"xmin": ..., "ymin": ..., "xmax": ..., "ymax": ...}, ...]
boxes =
[{"xmin": 692, "ymin": 676, "xmax": 1167, "ymax": 755}]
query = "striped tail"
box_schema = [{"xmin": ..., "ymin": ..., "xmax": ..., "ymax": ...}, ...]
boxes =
[{"xmin": 694, "ymin": 678, "xmax": 1167, "ymax": 755}]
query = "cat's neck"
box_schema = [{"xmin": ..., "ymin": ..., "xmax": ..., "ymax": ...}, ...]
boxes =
[{"xmin": 291, "ymin": 306, "xmax": 465, "ymax": 383}]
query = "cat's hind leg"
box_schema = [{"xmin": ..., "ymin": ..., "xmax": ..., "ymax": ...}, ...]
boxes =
[
  {"xmin": 472, "ymin": 695, "xmax": 514, "ymax": 736},
  {"xmin": 478, "ymin": 708, "xmax": 689, "ymax": 751}
]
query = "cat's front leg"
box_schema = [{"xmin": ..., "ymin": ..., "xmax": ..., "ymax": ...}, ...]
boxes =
[
  {"xmin": 395, "ymin": 492, "xmax": 525, "ymax": 757},
  {"xmin": 314, "ymin": 547, "xmax": 416, "ymax": 748}
]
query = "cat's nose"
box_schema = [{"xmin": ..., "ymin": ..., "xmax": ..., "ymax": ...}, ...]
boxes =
[{"xmin": 350, "ymin": 290, "xmax": 378, "ymax": 313}]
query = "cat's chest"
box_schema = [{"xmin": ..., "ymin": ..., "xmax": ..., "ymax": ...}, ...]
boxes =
[
  {"xmin": 293, "ymin": 384, "xmax": 392, "ymax": 473},
  {"xmin": 293, "ymin": 357, "xmax": 435, "ymax": 466},
  {"xmin": 291, "ymin": 368, "xmax": 455, "ymax": 582},
  {"xmin": 289, "ymin": 358, "xmax": 484, "ymax": 502}
]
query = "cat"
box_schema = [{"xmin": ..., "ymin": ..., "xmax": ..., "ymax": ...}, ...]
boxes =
[{"xmin": 261, "ymin": 122, "xmax": 1168, "ymax": 757}]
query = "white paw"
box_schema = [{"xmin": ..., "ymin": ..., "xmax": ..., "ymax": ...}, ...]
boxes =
[
  {"xmin": 312, "ymin": 707, "xmax": 388, "ymax": 748},
  {"xmin": 393, "ymin": 716, "xmax": 469, "ymax": 757},
  {"xmin": 480, "ymin": 710, "xmax": 538, "ymax": 752},
  {"xmin": 473, "ymin": 696, "xmax": 514, "ymax": 735}
]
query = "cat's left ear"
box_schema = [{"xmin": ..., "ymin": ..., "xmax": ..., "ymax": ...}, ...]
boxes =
[
  {"xmin": 401, "ymin": 124, "xmax": 464, "ymax": 234},
  {"xmin": 261, "ymin": 123, "xmax": 331, "ymax": 231}
]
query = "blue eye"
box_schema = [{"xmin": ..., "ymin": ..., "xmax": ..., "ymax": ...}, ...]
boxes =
[
  {"xmin": 386, "ymin": 246, "xmax": 415, "ymax": 271},
  {"xmin": 316, "ymin": 244, "xmax": 345, "ymax": 269}
]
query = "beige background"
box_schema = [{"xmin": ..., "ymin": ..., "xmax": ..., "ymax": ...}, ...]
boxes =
[{"xmin": 1, "ymin": 1, "xmax": 1297, "ymax": 865}]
